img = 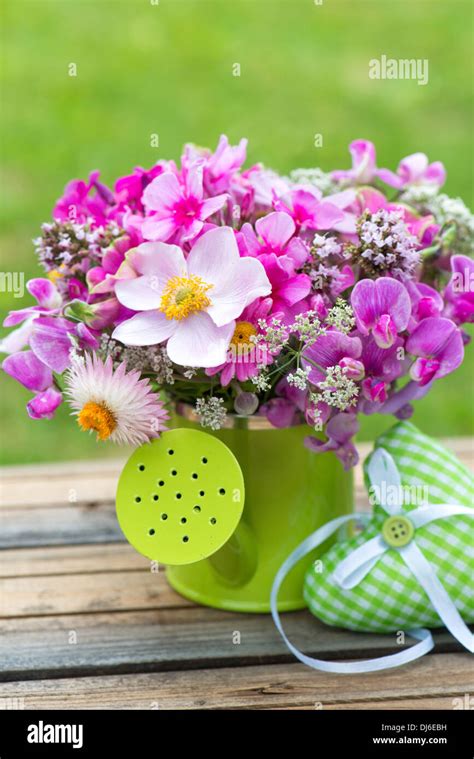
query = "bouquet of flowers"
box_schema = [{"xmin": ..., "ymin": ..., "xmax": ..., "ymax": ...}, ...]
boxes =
[{"xmin": 2, "ymin": 136, "xmax": 473, "ymax": 467}]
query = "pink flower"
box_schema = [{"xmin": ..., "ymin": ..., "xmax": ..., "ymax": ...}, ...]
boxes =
[
  {"xmin": 305, "ymin": 412, "xmax": 360, "ymax": 470},
  {"xmin": 241, "ymin": 211, "xmax": 308, "ymax": 266},
  {"xmin": 184, "ymin": 135, "xmax": 247, "ymax": 194},
  {"xmin": 332, "ymin": 140, "xmax": 399, "ymax": 186},
  {"xmin": 113, "ymin": 227, "xmax": 271, "ymax": 367},
  {"xmin": 206, "ymin": 298, "xmax": 275, "ymax": 386},
  {"xmin": 406, "ymin": 317, "xmax": 464, "ymax": 386},
  {"xmin": 258, "ymin": 253, "xmax": 311, "ymax": 322},
  {"xmin": 443, "ymin": 255, "xmax": 474, "ymax": 325},
  {"xmin": 392, "ymin": 153, "xmax": 446, "ymax": 189},
  {"xmin": 27, "ymin": 387, "xmax": 63, "ymax": 420},
  {"xmin": 114, "ymin": 162, "xmax": 170, "ymax": 213},
  {"xmin": 53, "ymin": 171, "xmax": 111, "ymax": 227},
  {"xmin": 274, "ymin": 187, "xmax": 344, "ymax": 233},
  {"xmin": 302, "ymin": 330, "xmax": 362, "ymax": 383},
  {"xmin": 141, "ymin": 163, "xmax": 228, "ymax": 243},
  {"xmin": 1, "ymin": 278, "xmax": 62, "ymax": 354},
  {"xmin": 358, "ymin": 336, "xmax": 404, "ymax": 404},
  {"xmin": 351, "ymin": 278, "xmax": 411, "ymax": 349}
]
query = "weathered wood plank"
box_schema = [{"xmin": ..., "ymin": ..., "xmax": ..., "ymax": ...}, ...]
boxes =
[
  {"xmin": 0, "ymin": 655, "xmax": 470, "ymax": 709},
  {"xmin": 0, "ymin": 605, "xmax": 464, "ymax": 682},
  {"xmin": 0, "ymin": 504, "xmax": 123, "ymax": 548},
  {"xmin": 0, "ymin": 569, "xmax": 189, "ymax": 618},
  {"xmin": 0, "ymin": 543, "xmax": 149, "ymax": 578}
]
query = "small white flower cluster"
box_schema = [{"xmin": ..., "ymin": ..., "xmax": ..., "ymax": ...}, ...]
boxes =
[
  {"xmin": 251, "ymin": 368, "xmax": 271, "ymax": 392},
  {"xmin": 195, "ymin": 396, "xmax": 227, "ymax": 431},
  {"xmin": 312, "ymin": 233, "xmax": 344, "ymax": 259},
  {"xmin": 255, "ymin": 317, "xmax": 289, "ymax": 353},
  {"xmin": 287, "ymin": 366, "xmax": 311, "ymax": 390},
  {"xmin": 317, "ymin": 364, "xmax": 359, "ymax": 411},
  {"xmin": 326, "ymin": 299, "xmax": 356, "ymax": 334},
  {"xmin": 291, "ymin": 311, "xmax": 323, "ymax": 343},
  {"xmin": 356, "ymin": 209, "xmax": 420, "ymax": 278},
  {"xmin": 98, "ymin": 336, "xmax": 175, "ymax": 384},
  {"xmin": 288, "ymin": 168, "xmax": 339, "ymax": 196},
  {"xmin": 427, "ymin": 194, "xmax": 474, "ymax": 255}
]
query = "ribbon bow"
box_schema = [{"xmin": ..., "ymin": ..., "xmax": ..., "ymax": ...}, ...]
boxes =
[{"xmin": 271, "ymin": 447, "xmax": 473, "ymax": 674}]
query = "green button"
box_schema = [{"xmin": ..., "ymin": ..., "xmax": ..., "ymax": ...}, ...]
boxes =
[{"xmin": 382, "ymin": 515, "xmax": 415, "ymax": 548}]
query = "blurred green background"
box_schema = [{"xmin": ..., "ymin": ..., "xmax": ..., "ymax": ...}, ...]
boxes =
[{"xmin": 0, "ymin": 0, "xmax": 473, "ymax": 464}]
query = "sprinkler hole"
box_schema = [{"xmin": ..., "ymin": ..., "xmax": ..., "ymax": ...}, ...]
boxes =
[
  {"xmin": 161, "ymin": 513, "xmax": 168, "ymax": 521},
  {"xmin": 202, "ymin": 457, "xmax": 208, "ymax": 464},
  {"xmin": 149, "ymin": 528, "xmax": 155, "ymax": 536},
  {"xmin": 158, "ymin": 480, "xmax": 165, "ymax": 487},
  {"xmin": 199, "ymin": 490, "xmax": 205, "ymax": 497},
  {"xmin": 168, "ymin": 449, "xmax": 174, "ymax": 455},
  {"xmin": 181, "ymin": 517, "xmax": 187, "ymax": 524},
  {"xmin": 135, "ymin": 496, "xmax": 141, "ymax": 503},
  {"xmin": 210, "ymin": 517, "xmax": 217, "ymax": 525},
  {"xmin": 191, "ymin": 473, "xmax": 198, "ymax": 480},
  {"xmin": 152, "ymin": 494, "xmax": 159, "ymax": 501},
  {"xmin": 176, "ymin": 493, "xmax": 182, "ymax": 500},
  {"xmin": 219, "ymin": 488, "xmax": 226, "ymax": 495},
  {"xmin": 193, "ymin": 505, "xmax": 201, "ymax": 513},
  {"xmin": 182, "ymin": 535, "xmax": 189, "ymax": 543},
  {"xmin": 171, "ymin": 469, "xmax": 177, "ymax": 476},
  {"xmin": 138, "ymin": 464, "xmax": 145, "ymax": 471}
]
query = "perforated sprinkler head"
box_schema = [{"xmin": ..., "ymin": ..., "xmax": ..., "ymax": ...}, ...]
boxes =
[{"xmin": 116, "ymin": 428, "xmax": 245, "ymax": 565}]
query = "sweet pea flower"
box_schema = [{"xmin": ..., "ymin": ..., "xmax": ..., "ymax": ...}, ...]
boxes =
[
  {"xmin": 240, "ymin": 211, "xmax": 309, "ymax": 266},
  {"xmin": 331, "ymin": 140, "xmax": 400, "ymax": 187},
  {"xmin": 406, "ymin": 317, "xmax": 464, "ymax": 386},
  {"xmin": 231, "ymin": 165, "xmax": 290, "ymax": 217},
  {"xmin": 351, "ymin": 278, "xmax": 411, "ymax": 349},
  {"xmin": 184, "ymin": 135, "xmax": 248, "ymax": 195},
  {"xmin": 392, "ymin": 153, "xmax": 446, "ymax": 189},
  {"xmin": 141, "ymin": 162, "xmax": 228, "ymax": 243},
  {"xmin": 114, "ymin": 162, "xmax": 170, "ymax": 213},
  {"xmin": 406, "ymin": 281, "xmax": 444, "ymax": 327},
  {"xmin": 27, "ymin": 387, "xmax": 63, "ymax": 420},
  {"xmin": 302, "ymin": 330, "xmax": 363, "ymax": 383},
  {"xmin": 358, "ymin": 336, "xmax": 404, "ymax": 405},
  {"xmin": 443, "ymin": 255, "xmax": 474, "ymax": 325},
  {"xmin": 53, "ymin": 171, "xmax": 111, "ymax": 227},
  {"xmin": 3, "ymin": 350, "xmax": 53, "ymax": 391},
  {"xmin": 112, "ymin": 227, "xmax": 271, "ymax": 367},
  {"xmin": 257, "ymin": 253, "xmax": 311, "ymax": 323},
  {"xmin": 0, "ymin": 278, "xmax": 62, "ymax": 354},
  {"xmin": 305, "ymin": 412, "xmax": 360, "ymax": 470},
  {"xmin": 273, "ymin": 186, "xmax": 344, "ymax": 233}
]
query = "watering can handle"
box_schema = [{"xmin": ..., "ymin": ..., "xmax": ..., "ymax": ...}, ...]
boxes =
[{"xmin": 270, "ymin": 513, "xmax": 435, "ymax": 674}]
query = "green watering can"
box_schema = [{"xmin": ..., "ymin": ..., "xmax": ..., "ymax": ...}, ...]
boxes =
[{"xmin": 116, "ymin": 414, "xmax": 353, "ymax": 613}]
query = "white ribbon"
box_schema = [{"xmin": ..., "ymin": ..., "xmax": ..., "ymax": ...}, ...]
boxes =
[{"xmin": 271, "ymin": 448, "xmax": 474, "ymax": 674}]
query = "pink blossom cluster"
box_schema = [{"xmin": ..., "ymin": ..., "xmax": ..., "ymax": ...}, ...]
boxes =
[{"xmin": 1, "ymin": 137, "xmax": 473, "ymax": 465}]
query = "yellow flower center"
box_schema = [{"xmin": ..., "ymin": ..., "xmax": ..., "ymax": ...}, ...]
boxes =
[
  {"xmin": 78, "ymin": 401, "xmax": 117, "ymax": 441},
  {"xmin": 231, "ymin": 321, "xmax": 257, "ymax": 352},
  {"xmin": 159, "ymin": 274, "xmax": 213, "ymax": 321}
]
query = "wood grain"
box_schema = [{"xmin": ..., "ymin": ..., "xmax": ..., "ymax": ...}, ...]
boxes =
[
  {"xmin": 0, "ymin": 655, "xmax": 471, "ymax": 709},
  {"xmin": 0, "ymin": 605, "xmax": 464, "ymax": 681}
]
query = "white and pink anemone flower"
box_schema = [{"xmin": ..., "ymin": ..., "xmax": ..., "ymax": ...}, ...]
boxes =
[{"xmin": 112, "ymin": 226, "xmax": 271, "ymax": 368}]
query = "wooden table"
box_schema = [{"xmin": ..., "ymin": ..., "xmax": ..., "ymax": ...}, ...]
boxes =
[{"xmin": 1, "ymin": 439, "xmax": 473, "ymax": 710}]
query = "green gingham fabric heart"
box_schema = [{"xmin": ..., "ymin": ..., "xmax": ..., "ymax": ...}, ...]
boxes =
[
  {"xmin": 271, "ymin": 421, "xmax": 473, "ymax": 673},
  {"xmin": 303, "ymin": 421, "xmax": 474, "ymax": 634}
]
